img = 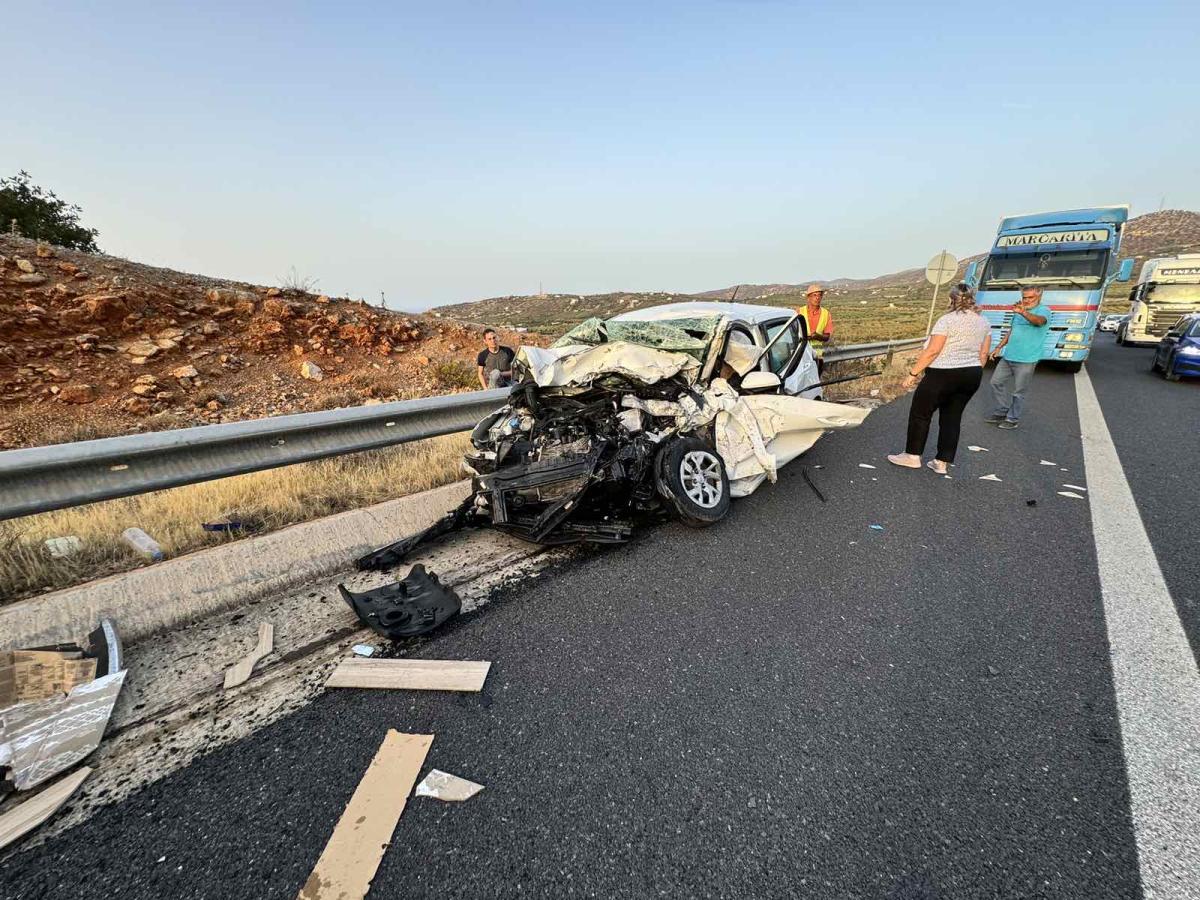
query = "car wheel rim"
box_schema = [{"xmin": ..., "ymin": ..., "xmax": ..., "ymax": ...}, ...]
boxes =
[{"xmin": 680, "ymin": 450, "xmax": 723, "ymax": 508}]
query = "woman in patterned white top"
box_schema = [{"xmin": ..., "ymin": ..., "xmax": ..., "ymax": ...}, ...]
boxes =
[{"xmin": 888, "ymin": 283, "xmax": 992, "ymax": 475}]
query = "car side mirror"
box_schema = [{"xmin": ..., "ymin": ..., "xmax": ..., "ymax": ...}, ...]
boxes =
[
  {"xmin": 1117, "ymin": 258, "xmax": 1134, "ymax": 282},
  {"xmin": 740, "ymin": 371, "xmax": 782, "ymax": 394}
]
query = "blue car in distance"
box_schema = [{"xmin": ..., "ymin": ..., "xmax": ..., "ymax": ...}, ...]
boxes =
[{"xmin": 1151, "ymin": 313, "xmax": 1200, "ymax": 382}]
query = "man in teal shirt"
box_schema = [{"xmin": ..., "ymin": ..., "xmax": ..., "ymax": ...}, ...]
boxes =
[{"xmin": 987, "ymin": 286, "xmax": 1050, "ymax": 429}]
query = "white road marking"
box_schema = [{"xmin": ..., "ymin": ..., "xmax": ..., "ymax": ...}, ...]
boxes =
[{"xmin": 1076, "ymin": 367, "xmax": 1200, "ymax": 899}]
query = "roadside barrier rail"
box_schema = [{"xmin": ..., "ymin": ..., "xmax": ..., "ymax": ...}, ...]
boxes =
[{"xmin": 0, "ymin": 338, "xmax": 924, "ymax": 520}]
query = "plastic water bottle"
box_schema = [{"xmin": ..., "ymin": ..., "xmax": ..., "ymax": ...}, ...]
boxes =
[{"xmin": 122, "ymin": 527, "xmax": 164, "ymax": 562}]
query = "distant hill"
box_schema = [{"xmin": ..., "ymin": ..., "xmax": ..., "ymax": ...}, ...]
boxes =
[{"xmin": 433, "ymin": 209, "xmax": 1200, "ymax": 336}]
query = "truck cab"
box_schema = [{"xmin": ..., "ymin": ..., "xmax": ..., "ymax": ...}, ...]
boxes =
[
  {"xmin": 965, "ymin": 206, "xmax": 1134, "ymax": 372},
  {"xmin": 1117, "ymin": 255, "xmax": 1200, "ymax": 347}
]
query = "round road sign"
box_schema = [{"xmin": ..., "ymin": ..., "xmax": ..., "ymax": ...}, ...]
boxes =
[{"xmin": 925, "ymin": 251, "xmax": 958, "ymax": 286}]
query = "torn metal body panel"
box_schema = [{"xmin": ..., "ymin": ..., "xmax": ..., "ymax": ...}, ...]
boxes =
[{"xmin": 357, "ymin": 305, "xmax": 871, "ymax": 569}]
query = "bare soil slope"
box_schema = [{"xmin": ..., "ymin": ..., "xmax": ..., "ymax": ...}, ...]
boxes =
[{"xmin": 0, "ymin": 236, "xmax": 538, "ymax": 450}]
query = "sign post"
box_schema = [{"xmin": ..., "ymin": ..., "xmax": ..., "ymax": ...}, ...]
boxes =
[{"xmin": 924, "ymin": 250, "xmax": 959, "ymax": 336}]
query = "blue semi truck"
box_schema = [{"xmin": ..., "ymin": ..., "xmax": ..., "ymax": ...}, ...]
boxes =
[{"xmin": 965, "ymin": 206, "xmax": 1135, "ymax": 372}]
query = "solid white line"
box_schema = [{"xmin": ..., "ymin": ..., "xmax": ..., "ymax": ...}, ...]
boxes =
[{"xmin": 1076, "ymin": 367, "xmax": 1200, "ymax": 899}]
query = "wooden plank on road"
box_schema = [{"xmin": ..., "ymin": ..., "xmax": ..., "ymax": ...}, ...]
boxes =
[
  {"xmin": 297, "ymin": 730, "xmax": 432, "ymax": 900},
  {"xmin": 325, "ymin": 658, "xmax": 491, "ymax": 692}
]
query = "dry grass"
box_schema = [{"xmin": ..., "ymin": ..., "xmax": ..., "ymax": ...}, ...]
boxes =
[
  {"xmin": 823, "ymin": 350, "xmax": 919, "ymax": 404},
  {"xmin": 0, "ymin": 433, "xmax": 470, "ymax": 605}
]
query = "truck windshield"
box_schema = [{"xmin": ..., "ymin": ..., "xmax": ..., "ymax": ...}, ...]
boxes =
[
  {"xmin": 981, "ymin": 249, "xmax": 1109, "ymax": 290},
  {"xmin": 1145, "ymin": 283, "xmax": 1200, "ymax": 304}
]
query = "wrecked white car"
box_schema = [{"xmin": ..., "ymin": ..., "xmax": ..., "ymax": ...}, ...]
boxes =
[{"xmin": 357, "ymin": 303, "xmax": 870, "ymax": 571}]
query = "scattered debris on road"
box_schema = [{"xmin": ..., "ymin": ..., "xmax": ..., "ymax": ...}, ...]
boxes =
[
  {"xmin": 339, "ymin": 565, "xmax": 462, "ymax": 639},
  {"xmin": 1063, "ymin": 484, "xmax": 1087, "ymax": 492},
  {"xmin": 979, "ymin": 474, "xmax": 1002, "ymax": 482},
  {"xmin": 351, "ymin": 645, "xmax": 375, "ymax": 658},
  {"xmin": 967, "ymin": 446, "xmax": 989, "ymax": 452},
  {"xmin": 869, "ymin": 524, "xmax": 884, "ymax": 532},
  {"xmin": 801, "ymin": 467, "xmax": 827, "ymax": 503},
  {"xmin": 1039, "ymin": 460, "xmax": 1057, "ymax": 466},
  {"xmin": 0, "ymin": 766, "xmax": 92, "ymax": 852},
  {"xmin": 298, "ymin": 730, "xmax": 432, "ymax": 900},
  {"xmin": 858, "ymin": 463, "xmax": 876, "ymax": 469},
  {"xmin": 0, "ymin": 619, "xmax": 125, "ymax": 795},
  {"xmin": 326, "ymin": 658, "xmax": 491, "ymax": 692},
  {"xmin": 1058, "ymin": 491, "xmax": 1086, "ymax": 500},
  {"xmin": 415, "ymin": 769, "xmax": 484, "ymax": 802},
  {"xmin": 222, "ymin": 623, "xmax": 275, "ymax": 690}
]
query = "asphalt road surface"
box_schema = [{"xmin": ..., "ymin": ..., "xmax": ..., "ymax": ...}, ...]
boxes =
[{"xmin": 2, "ymin": 338, "xmax": 1196, "ymax": 899}]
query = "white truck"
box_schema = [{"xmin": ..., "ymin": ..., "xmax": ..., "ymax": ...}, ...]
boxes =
[{"xmin": 1117, "ymin": 254, "xmax": 1200, "ymax": 346}]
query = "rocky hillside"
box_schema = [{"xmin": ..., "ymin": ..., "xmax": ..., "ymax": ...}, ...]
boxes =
[
  {"xmin": 436, "ymin": 209, "xmax": 1200, "ymax": 331},
  {"xmin": 0, "ymin": 236, "xmax": 538, "ymax": 450}
]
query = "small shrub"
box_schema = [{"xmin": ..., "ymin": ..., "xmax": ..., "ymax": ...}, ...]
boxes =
[
  {"xmin": 431, "ymin": 360, "xmax": 476, "ymax": 390},
  {"xmin": 279, "ymin": 266, "xmax": 319, "ymax": 293}
]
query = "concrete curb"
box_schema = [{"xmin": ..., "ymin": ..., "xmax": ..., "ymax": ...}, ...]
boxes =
[{"xmin": 0, "ymin": 480, "xmax": 472, "ymax": 651}]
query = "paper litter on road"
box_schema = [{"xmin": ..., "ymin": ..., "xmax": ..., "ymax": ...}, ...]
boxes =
[
  {"xmin": 1039, "ymin": 460, "xmax": 1057, "ymax": 466},
  {"xmin": 1063, "ymin": 484, "xmax": 1087, "ymax": 492},
  {"xmin": 869, "ymin": 524, "xmax": 884, "ymax": 531},
  {"xmin": 299, "ymin": 730, "xmax": 432, "ymax": 900},
  {"xmin": 1058, "ymin": 491, "xmax": 1086, "ymax": 500},
  {"xmin": 978, "ymin": 474, "xmax": 1002, "ymax": 482},
  {"xmin": 326, "ymin": 658, "xmax": 492, "ymax": 692},
  {"xmin": 415, "ymin": 769, "xmax": 484, "ymax": 802},
  {"xmin": 222, "ymin": 623, "xmax": 274, "ymax": 690},
  {"xmin": 967, "ymin": 446, "xmax": 989, "ymax": 452},
  {"xmin": 858, "ymin": 463, "xmax": 876, "ymax": 469},
  {"xmin": 351, "ymin": 645, "xmax": 375, "ymax": 657}
]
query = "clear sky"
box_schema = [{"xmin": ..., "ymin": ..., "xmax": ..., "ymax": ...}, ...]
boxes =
[{"xmin": 4, "ymin": 1, "xmax": 1199, "ymax": 310}]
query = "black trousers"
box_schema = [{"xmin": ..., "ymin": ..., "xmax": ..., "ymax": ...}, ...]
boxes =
[{"xmin": 905, "ymin": 366, "xmax": 982, "ymax": 464}]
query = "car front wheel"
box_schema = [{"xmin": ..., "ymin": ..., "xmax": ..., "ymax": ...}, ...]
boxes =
[
  {"xmin": 1165, "ymin": 354, "xmax": 1182, "ymax": 382},
  {"xmin": 655, "ymin": 436, "xmax": 731, "ymax": 527}
]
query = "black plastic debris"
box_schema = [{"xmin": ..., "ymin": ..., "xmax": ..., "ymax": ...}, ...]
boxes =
[
  {"xmin": 356, "ymin": 497, "xmax": 480, "ymax": 571},
  {"xmin": 338, "ymin": 565, "xmax": 462, "ymax": 640}
]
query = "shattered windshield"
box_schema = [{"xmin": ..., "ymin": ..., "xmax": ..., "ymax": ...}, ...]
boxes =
[{"xmin": 552, "ymin": 316, "xmax": 721, "ymax": 361}]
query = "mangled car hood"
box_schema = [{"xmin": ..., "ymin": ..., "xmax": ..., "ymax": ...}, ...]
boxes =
[{"xmin": 517, "ymin": 342, "xmax": 700, "ymax": 389}]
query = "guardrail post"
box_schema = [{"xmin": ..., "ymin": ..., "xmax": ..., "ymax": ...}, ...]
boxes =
[{"xmin": 884, "ymin": 346, "xmax": 895, "ymax": 368}]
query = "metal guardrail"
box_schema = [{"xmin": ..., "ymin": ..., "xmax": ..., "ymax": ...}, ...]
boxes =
[
  {"xmin": 0, "ymin": 338, "xmax": 924, "ymax": 521},
  {"xmin": 825, "ymin": 336, "xmax": 926, "ymax": 363}
]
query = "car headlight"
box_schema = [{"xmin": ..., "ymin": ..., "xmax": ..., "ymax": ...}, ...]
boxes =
[
  {"xmin": 1178, "ymin": 344, "xmax": 1200, "ymax": 356},
  {"xmin": 1064, "ymin": 333, "xmax": 1084, "ymax": 343}
]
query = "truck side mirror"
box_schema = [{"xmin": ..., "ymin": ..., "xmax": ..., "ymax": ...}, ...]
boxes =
[
  {"xmin": 1117, "ymin": 258, "xmax": 1134, "ymax": 282},
  {"xmin": 964, "ymin": 261, "xmax": 979, "ymax": 286}
]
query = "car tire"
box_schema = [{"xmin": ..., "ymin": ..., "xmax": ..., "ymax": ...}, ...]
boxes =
[
  {"xmin": 1057, "ymin": 361, "xmax": 1083, "ymax": 374},
  {"xmin": 655, "ymin": 436, "xmax": 731, "ymax": 527},
  {"xmin": 1165, "ymin": 354, "xmax": 1181, "ymax": 382}
]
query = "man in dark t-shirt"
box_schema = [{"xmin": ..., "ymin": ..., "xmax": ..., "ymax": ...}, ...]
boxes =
[{"xmin": 476, "ymin": 328, "xmax": 515, "ymax": 389}]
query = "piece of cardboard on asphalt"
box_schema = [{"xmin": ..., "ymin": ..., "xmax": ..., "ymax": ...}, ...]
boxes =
[
  {"xmin": 0, "ymin": 766, "xmax": 92, "ymax": 852},
  {"xmin": 325, "ymin": 658, "xmax": 491, "ymax": 692},
  {"xmin": 297, "ymin": 730, "xmax": 432, "ymax": 900},
  {"xmin": 223, "ymin": 622, "xmax": 275, "ymax": 690}
]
